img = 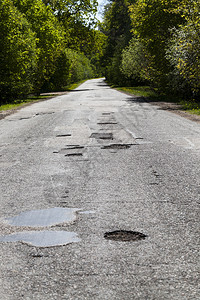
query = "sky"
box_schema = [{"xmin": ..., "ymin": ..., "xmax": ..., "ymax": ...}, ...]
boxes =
[{"xmin": 97, "ymin": 0, "xmax": 108, "ymax": 21}]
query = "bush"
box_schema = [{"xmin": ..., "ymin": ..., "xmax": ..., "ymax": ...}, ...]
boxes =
[
  {"xmin": 67, "ymin": 50, "xmax": 94, "ymax": 83},
  {"xmin": 166, "ymin": 23, "xmax": 200, "ymax": 99},
  {"xmin": 121, "ymin": 38, "xmax": 152, "ymax": 85},
  {"xmin": 42, "ymin": 49, "xmax": 94, "ymax": 91}
]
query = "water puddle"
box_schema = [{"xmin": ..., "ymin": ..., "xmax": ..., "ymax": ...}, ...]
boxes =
[
  {"xmin": 0, "ymin": 231, "xmax": 81, "ymax": 247},
  {"xmin": 0, "ymin": 207, "xmax": 95, "ymax": 247},
  {"xmin": 79, "ymin": 210, "xmax": 96, "ymax": 214},
  {"xmin": 5, "ymin": 207, "xmax": 79, "ymax": 227}
]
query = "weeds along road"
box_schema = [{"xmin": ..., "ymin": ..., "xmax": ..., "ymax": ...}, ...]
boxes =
[{"xmin": 0, "ymin": 78, "xmax": 199, "ymax": 299}]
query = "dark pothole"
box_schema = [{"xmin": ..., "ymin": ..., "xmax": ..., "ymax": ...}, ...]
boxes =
[
  {"xmin": 66, "ymin": 146, "xmax": 84, "ymax": 150},
  {"xmin": 35, "ymin": 112, "xmax": 55, "ymax": 116},
  {"xmin": 97, "ymin": 122, "xmax": 117, "ymax": 125},
  {"xmin": 101, "ymin": 144, "xmax": 134, "ymax": 150},
  {"xmin": 104, "ymin": 230, "xmax": 147, "ymax": 242},
  {"xmin": 90, "ymin": 133, "xmax": 113, "ymax": 140},
  {"xmin": 56, "ymin": 134, "xmax": 72, "ymax": 137},
  {"xmin": 65, "ymin": 153, "xmax": 83, "ymax": 157},
  {"xmin": 19, "ymin": 117, "xmax": 31, "ymax": 120},
  {"xmin": 31, "ymin": 254, "xmax": 44, "ymax": 258}
]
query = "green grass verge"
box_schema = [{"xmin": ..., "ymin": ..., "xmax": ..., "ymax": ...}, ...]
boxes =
[
  {"xmin": 115, "ymin": 86, "xmax": 200, "ymax": 115},
  {"xmin": 0, "ymin": 80, "xmax": 87, "ymax": 112},
  {"xmin": 115, "ymin": 86, "xmax": 158, "ymax": 98},
  {"xmin": 63, "ymin": 79, "xmax": 87, "ymax": 91},
  {"xmin": 0, "ymin": 95, "xmax": 51, "ymax": 112},
  {"xmin": 179, "ymin": 100, "xmax": 200, "ymax": 115}
]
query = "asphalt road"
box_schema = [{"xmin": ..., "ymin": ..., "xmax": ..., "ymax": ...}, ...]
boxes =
[{"xmin": 0, "ymin": 78, "xmax": 199, "ymax": 299}]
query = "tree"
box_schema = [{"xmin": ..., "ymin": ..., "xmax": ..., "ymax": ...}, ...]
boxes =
[
  {"xmin": 13, "ymin": 0, "xmax": 65, "ymax": 93},
  {"xmin": 166, "ymin": 0, "xmax": 200, "ymax": 97},
  {"xmin": 42, "ymin": 0, "xmax": 98, "ymax": 27},
  {"xmin": 121, "ymin": 38, "xmax": 152, "ymax": 84},
  {"xmin": 0, "ymin": 0, "xmax": 37, "ymax": 102},
  {"xmin": 42, "ymin": 49, "xmax": 95, "ymax": 91},
  {"xmin": 129, "ymin": 0, "xmax": 185, "ymax": 88},
  {"xmin": 101, "ymin": 0, "xmax": 134, "ymax": 84}
]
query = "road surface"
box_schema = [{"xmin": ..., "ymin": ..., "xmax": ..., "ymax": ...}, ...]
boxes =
[{"xmin": 0, "ymin": 78, "xmax": 199, "ymax": 299}]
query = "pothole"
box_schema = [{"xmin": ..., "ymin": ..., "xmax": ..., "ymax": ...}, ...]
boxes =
[
  {"xmin": 56, "ymin": 134, "xmax": 71, "ymax": 137},
  {"xmin": 65, "ymin": 153, "xmax": 83, "ymax": 157},
  {"xmin": 101, "ymin": 144, "xmax": 134, "ymax": 149},
  {"xmin": 35, "ymin": 112, "xmax": 55, "ymax": 116},
  {"xmin": 57, "ymin": 148, "xmax": 84, "ymax": 155},
  {"xmin": 104, "ymin": 230, "xmax": 147, "ymax": 241},
  {"xmin": 19, "ymin": 117, "xmax": 31, "ymax": 120},
  {"xmin": 4, "ymin": 207, "xmax": 79, "ymax": 227},
  {"xmin": 90, "ymin": 133, "xmax": 113, "ymax": 140},
  {"xmin": 97, "ymin": 122, "xmax": 117, "ymax": 125},
  {"xmin": 0, "ymin": 231, "xmax": 81, "ymax": 247},
  {"xmin": 0, "ymin": 207, "xmax": 96, "ymax": 247},
  {"xmin": 66, "ymin": 146, "xmax": 84, "ymax": 150}
]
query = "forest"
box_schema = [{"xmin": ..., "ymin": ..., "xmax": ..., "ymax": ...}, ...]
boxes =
[
  {"xmin": 0, "ymin": 0, "xmax": 200, "ymax": 105},
  {"xmin": 101, "ymin": 0, "xmax": 200, "ymax": 102},
  {"xmin": 0, "ymin": 0, "xmax": 106, "ymax": 104}
]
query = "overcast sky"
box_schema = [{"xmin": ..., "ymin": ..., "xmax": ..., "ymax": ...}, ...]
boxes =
[{"xmin": 97, "ymin": 0, "xmax": 108, "ymax": 21}]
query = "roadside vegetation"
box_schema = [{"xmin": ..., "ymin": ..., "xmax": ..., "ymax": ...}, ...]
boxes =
[
  {"xmin": 114, "ymin": 86, "xmax": 200, "ymax": 115},
  {"xmin": 0, "ymin": 80, "xmax": 87, "ymax": 112},
  {"xmin": 100, "ymin": 0, "xmax": 200, "ymax": 115},
  {"xmin": 0, "ymin": 0, "xmax": 106, "ymax": 106},
  {"xmin": 1, "ymin": 0, "xmax": 200, "ymax": 116}
]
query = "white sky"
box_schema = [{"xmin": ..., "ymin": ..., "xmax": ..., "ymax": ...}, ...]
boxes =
[{"xmin": 97, "ymin": 0, "xmax": 108, "ymax": 21}]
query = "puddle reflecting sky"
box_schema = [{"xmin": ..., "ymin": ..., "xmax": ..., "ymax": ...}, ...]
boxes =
[
  {"xmin": 0, "ymin": 207, "xmax": 94, "ymax": 247},
  {"xmin": 0, "ymin": 231, "xmax": 81, "ymax": 247},
  {"xmin": 6, "ymin": 207, "xmax": 79, "ymax": 227}
]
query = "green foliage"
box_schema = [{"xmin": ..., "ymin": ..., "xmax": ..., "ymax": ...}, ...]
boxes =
[
  {"xmin": 0, "ymin": 0, "xmax": 105, "ymax": 102},
  {"xmin": 129, "ymin": 0, "xmax": 185, "ymax": 88},
  {"xmin": 101, "ymin": 0, "xmax": 133, "ymax": 84},
  {"xmin": 43, "ymin": 0, "xmax": 98, "ymax": 27},
  {"xmin": 166, "ymin": 0, "xmax": 200, "ymax": 97},
  {"xmin": 121, "ymin": 38, "xmax": 152, "ymax": 84},
  {"xmin": 66, "ymin": 50, "xmax": 94, "ymax": 83},
  {"xmin": 101, "ymin": 0, "xmax": 200, "ymax": 103},
  {"xmin": 43, "ymin": 49, "xmax": 94, "ymax": 91},
  {"xmin": 0, "ymin": 0, "xmax": 37, "ymax": 102},
  {"xmin": 13, "ymin": 0, "xmax": 65, "ymax": 92}
]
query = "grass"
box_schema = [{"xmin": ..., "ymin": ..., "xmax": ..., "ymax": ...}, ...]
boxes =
[
  {"xmin": 63, "ymin": 80, "xmax": 87, "ymax": 91},
  {"xmin": 0, "ymin": 95, "xmax": 51, "ymax": 112},
  {"xmin": 0, "ymin": 80, "xmax": 87, "ymax": 112},
  {"xmin": 115, "ymin": 86, "xmax": 158, "ymax": 98},
  {"xmin": 114, "ymin": 85, "xmax": 200, "ymax": 115},
  {"xmin": 180, "ymin": 99, "xmax": 200, "ymax": 115}
]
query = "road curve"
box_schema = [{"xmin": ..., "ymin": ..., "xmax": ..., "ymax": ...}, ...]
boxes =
[{"xmin": 0, "ymin": 78, "xmax": 199, "ymax": 299}]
